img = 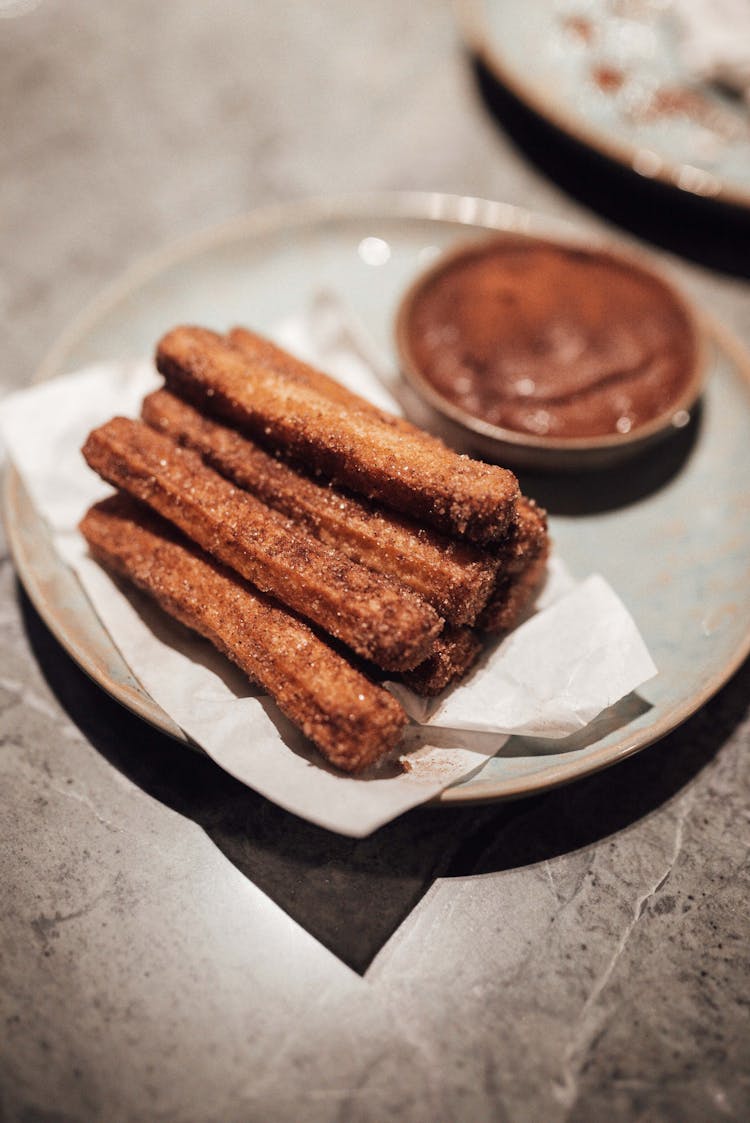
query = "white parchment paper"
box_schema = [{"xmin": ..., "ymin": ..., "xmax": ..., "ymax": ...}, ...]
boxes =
[{"xmin": 0, "ymin": 302, "xmax": 657, "ymax": 836}]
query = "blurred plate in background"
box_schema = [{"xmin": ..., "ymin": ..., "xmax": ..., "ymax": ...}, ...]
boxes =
[{"xmin": 459, "ymin": 0, "xmax": 750, "ymax": 213}]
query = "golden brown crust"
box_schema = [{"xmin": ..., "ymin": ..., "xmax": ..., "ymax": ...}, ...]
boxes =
[
  {"xmin": 478, "ymin": 496, "xmax": 549, "ymax": 632},
  {"xmin": 79, "ymin": 495, "xmax": 407, "ymax": 772},
  {"xmin": 500, "ymin": 496, "xmax": 549, "ymax": 577},
  {"xmin": 155, "ymin": 326, "xmax": 519, "ymax": 544},
  {"xmin": 404, "ymin": 498, "xmax": 550, "ymax": 685},
  {"xmin": 478, "ymin": 547, "xmax": 550, "ymax": 633},
  {"xmin": 227, "ymin": 326, "xmax": 413, "ymax": 425},
  {"xmin": 399, "ymin": 626, "xmax": 483, "ymax": 696},
  {"xmin": 81, "ymin": 417, "xmax": 443, "ymax": 671},
  {"xmin": 142, "ymin": 388, "xmax": 499, "ymax": 626}
]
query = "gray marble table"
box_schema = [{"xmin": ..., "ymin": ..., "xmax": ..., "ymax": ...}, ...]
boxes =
[{"xmin": 1, "ymin": 3, "xmax": 748, "ymax": 1121}]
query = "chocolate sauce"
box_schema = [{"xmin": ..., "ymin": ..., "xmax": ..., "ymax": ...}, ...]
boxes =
[{"xmin": 404, "ymin": 241, "xmax": 697, "ymax": 440}]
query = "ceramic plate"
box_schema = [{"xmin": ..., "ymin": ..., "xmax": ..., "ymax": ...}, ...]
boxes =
[
  {"xmin": 5, "ymin": 193, "xmax": 750, "ymax": 804},
  {"xmin": 459, "ymin": 0, "xmax": 750, "ymax": 212}
]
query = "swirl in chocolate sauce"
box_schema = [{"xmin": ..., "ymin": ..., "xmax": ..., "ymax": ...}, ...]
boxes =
[{"xmin": 404, "ymin": 240, "xmax": 698, "ymax": 440}]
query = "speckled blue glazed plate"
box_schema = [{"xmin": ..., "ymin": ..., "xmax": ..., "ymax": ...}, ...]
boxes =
[
  {"xmin": 4, "ymin": 193, "xmax": 750, "ymax": 804},
  {"xmin": 459, "ymin": 0, "xmax": 750, "ymax": 211}
]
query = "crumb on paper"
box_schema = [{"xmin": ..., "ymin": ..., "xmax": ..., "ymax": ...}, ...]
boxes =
[{"xmin": 398, "ymin": 745, "xmax": 472, "ymax": 785}]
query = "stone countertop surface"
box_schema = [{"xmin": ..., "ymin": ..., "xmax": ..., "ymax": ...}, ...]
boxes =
[{"xmin": 1, "ymin": 2, "xmax": 748, "ymax": 1121}]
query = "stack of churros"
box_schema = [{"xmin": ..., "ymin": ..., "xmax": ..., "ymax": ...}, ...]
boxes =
[{"xmin": 80, "ymin": 326, "xmax": 548, "ymax": 774}]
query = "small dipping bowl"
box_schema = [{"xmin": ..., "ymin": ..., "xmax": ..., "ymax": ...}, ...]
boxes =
[{"xmin": 395, "ymin": 233, "xmax": 708, "ymax": 471}]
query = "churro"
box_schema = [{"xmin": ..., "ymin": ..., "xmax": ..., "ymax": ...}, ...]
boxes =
[
  {"xmin": 155, "ymin": 326, "xmax": 519, "ymax": 544},
  {"xmin": 81, "ymin": 417, "xmax": 443, "ymax": 671},
  {"xmin": 400, "ymin": 626, "xmax": 483, "ymax": 696},
  {"xmin": 227, "ymin": 326, "xmax": 406, "ymax": 422},
  {"xmin": 477, "ymin": 497, "xmax": 548, "ymax": 632},
  {"xmin": 142, "ymin": 388, "xmax": 499, "ymax": 626},
  {"xmin": 478, "ymin": 548, "xmax": 550, "ymax": 633},
  {"xmin": 80, "ymin": 495, "xmax": 407, "ymax": 772},
  {"xmin": 501, "ymin": 496, "xmax": 548, "ymax": 577},
  {"xmin": 402, "ymin": 500, "xmax": 549, "ymax": 687}
]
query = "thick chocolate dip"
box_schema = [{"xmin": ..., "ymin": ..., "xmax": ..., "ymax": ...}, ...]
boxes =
[{"xmin": 402, "ymin": 240, "xmax": 698, "ymax": 440}]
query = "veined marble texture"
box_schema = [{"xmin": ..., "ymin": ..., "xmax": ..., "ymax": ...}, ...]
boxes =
[{"xmin": 1, "ymin": 2, "xmax": 748, "ymax": 1121}]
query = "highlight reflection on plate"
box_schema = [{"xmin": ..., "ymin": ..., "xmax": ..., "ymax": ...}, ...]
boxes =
[{"xmin": 5, "ymin": 193, "xmax": 750, "ymax": 805}]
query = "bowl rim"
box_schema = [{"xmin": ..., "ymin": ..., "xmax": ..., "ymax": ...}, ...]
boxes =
[{"xmin": 394, "ymin": 229, "xmax": 710, "ymax": 455}]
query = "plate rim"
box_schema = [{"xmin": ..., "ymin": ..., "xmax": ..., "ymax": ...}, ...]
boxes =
[
  {"xmin": 456, "ymin": 0, "xmax": 750, "ymax": 213},
  {"xmin": 5, "ymin": 190, "xmax": 750, "ymax": 806}
]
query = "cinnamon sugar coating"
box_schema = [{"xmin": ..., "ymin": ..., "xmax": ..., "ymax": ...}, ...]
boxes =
[
  {"xmin": 156, "ymin": 326, "xmax": 519, "ymax": 544},
  {"xmin": 227, "ymin": 326, "xmax": 415, "ymax": 427},
  {"xmin": 79, "ymin": 326, "xmax": 550, "ymax": 770},
  {"xmin": 142, "ymin": 388, "xmax": 499, "ymax": 626},
  {"xmin": 80, "ymin": 495, "xmax": 407, "ymax": 772},
  {"xmin": 478, "ymin": 549, "xmax": 550, "ymax": 633},
  {"xmin": 400, "ymin": 626, "xmax": 483, "ymax": 696},
  {"xmin": 479, "ymin": 496, "xmax": 549, "ymax": 632},
  {"xmin": 81, "ymin": 417, "xmax": 443, "ymax": 671},
  {"xmin": 401, "ymin": 500, "xmax": 550, "ymax": 687},
  {"xmin": 498, "ymin": 496, "xmax": 548, "ymax": 577}
]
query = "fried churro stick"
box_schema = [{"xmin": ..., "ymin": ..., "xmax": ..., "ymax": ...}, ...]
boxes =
[
  {"xmin": 399, "ymin": 627, "xmax": 483, "ymax": 696},
  {"xmin": 501, "ymin": 496, "xmax": 548, "ymax": 577},
  {"xmin": 478, "ymin": 548, "xmax": 550, "ymax": 633},
  {"xmin": 405, "ymin": 502, "xmax": 549, "ymax": 687},
  {"xmin": 227, "ymin": 326, "xmax": 405, "ymax": 422},
  {"xmin": 402, "ymin": 511, "xmax": 549, "ymax": 691},
  {"xmin": 142, "ymin": 388, "xmax": 499, "ymax": 626},
  {"xmin": 401, "ymin": 501, "xmax": 549, "ymax": 689},
  {"xmin": 82, "ymin": 418, "xmax": 443, "ymax": 671},
  {"xmin": 478, "ymin": 496, "xmax": 549, "ymax": 633},
  {"xmin": 80, "ymin": 495, "xmax": 407, "ymax": 772},
  {"xmin": 405, "ymin": 543, "xmax": 548, "ymax": 692},
  {"xmin": 155, "ymin": 327, "xmax": 519, "ymax": 544},
  {"xmin": 229, "ymin": 327, "xmax": 545, "ymax": 582}
]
